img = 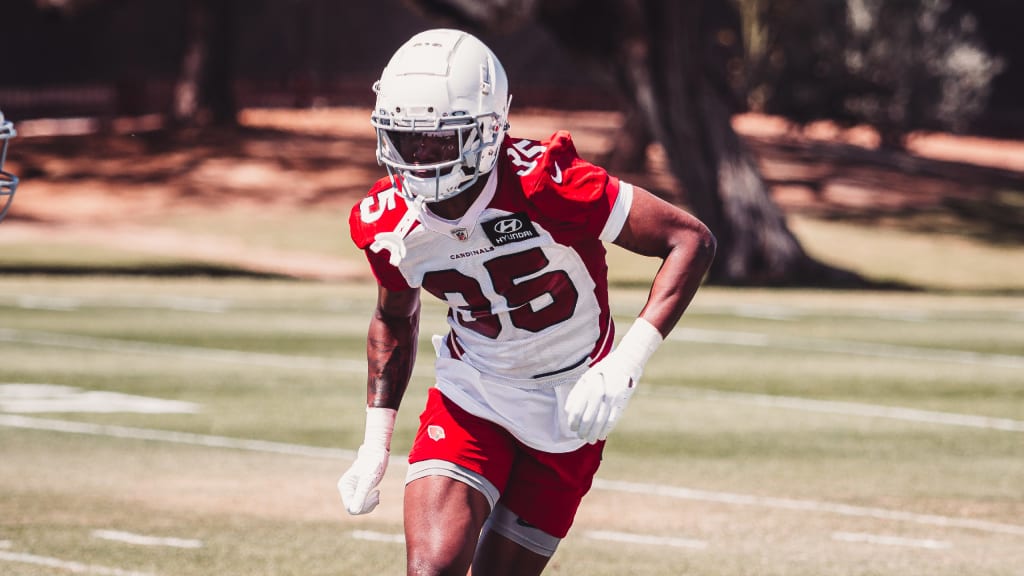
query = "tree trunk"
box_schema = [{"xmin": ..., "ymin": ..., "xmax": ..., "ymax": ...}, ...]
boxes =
[
  {"xmin": 600, "ymin": 101, "xmax": 652, "ymax": 173},
  {"xmin": 171, "ymin": 0, "xmax": 209, "ymax": 126},
  {"xmin": 171, "ymin": 0, "xmax": 238, "ymax": 128},
  {"xmin": 205, "ymin": 0, "xmax": 238, "ymax": 126},
  {"xmin": 542, "ymin": 0, "xmax": 865, "ymax": 285}
]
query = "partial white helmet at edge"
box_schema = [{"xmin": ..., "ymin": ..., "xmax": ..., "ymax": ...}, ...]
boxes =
[
  {"xmin": 371, "ymin": 28, "xmax": 511, "ymax": 203},
  {"xmin": 0, "ymin": 110, "xmax": 18, "ymax": 223}
]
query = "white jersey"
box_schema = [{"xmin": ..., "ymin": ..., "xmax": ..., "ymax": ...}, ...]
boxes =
[{"xmin": 350, "ymin": 131, "xmax": 634, "ymax": 451}]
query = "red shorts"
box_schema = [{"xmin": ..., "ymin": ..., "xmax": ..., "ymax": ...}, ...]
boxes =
[{"xmin": 407, "ymin": 387, "xmax": 604, "ymax": 538}]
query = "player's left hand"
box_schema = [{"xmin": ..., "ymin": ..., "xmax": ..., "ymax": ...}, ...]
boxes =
[
  {"xmin": 566, "ymin": 318, "xmax": 664, "ymax": 443},
  {"xmin": 565, "ymin": 352, "xmax": 641, "ymax": 443}
]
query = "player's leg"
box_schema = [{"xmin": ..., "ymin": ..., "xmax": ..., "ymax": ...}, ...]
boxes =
[
  {"xmin": 471, "ymin": 503, "xmax": 556, "ymax": 575},
  {"xmin": 472, "ymin": 440, "xmax": 605, "ymax": 575},
  {"xmin": 404, "ymin": 474, "xmax": 490, "ymax": 575},
  {"xmin": 404, "ymin": 388, "xmax": 516, "ymax": 575}
]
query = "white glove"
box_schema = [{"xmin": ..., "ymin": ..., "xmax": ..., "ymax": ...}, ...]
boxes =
[
  {"xmin": 566, "ymin": 318, "xmax": 663, "ymax": 443},
  {"xmin": 337, "ymin": 407, "xmax": 396, "ymax": 515}
]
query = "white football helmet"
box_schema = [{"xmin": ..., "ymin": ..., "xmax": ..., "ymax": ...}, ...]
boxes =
[
  {"xmin": 371, "ymin": 29, "xmax": 510, "ymax": 203},
  {"xmin": 0, "ymin": 110, "xmax": 18, "ymax": 222}
]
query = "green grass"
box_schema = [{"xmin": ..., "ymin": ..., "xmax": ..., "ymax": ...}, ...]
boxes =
[{"xmin": 1, "ymin": 276, "xmax": 1022, "ymax": 575}]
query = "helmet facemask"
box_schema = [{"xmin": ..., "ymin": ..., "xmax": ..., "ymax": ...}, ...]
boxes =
[
  {"xmin": 373, "ymin": 110, "xmax": 504, "ymax": 203},
  {"xmin": 0, "ymin": 114, "xmax": 18, "ymax": 223},
  {"xmin": 371, "ymin": 29, "xmax": 510, "ymax": 204}
]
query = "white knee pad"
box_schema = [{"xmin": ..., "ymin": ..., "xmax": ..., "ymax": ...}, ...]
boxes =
[{"xmin": 481, "ymin": 503, "xmax": 561, "ymax": 558}]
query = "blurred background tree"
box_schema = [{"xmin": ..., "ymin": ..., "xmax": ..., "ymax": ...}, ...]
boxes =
[{"xmin": 6, "ymin": 0, "xmax": 1021, "ymax": 285}]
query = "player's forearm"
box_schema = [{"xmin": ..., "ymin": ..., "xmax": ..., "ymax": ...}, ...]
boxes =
[
  {"xmin": 638, "ymin": 226, "xmax": 716, "ymax": 336},
  {"xmin": 366, "ymin": 305, "xmax": 419, "ymax": 410},
  {"xmin": 614, "ymin": 187, "xmax": 717, "ymax": 336}
]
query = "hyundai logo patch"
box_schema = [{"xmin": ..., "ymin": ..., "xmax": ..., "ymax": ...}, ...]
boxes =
[{"xmin": 482, "ymin": 212, "xmax": 539, "ymax": 246}]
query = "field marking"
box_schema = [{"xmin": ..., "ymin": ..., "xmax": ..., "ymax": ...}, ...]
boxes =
[
  {"xmin": 352, "ymin": 530, "xmax": 405, "ymax": 544},
  {"xmin": 350, "ymin": 529, "xmax": 709, "ymax": 551},
  {"xmin": 670, "ymin": 327, "xmax": 1024, "ymax": 370},
  {"xmin": 0, "ymin": 550, "xmax": 154, "ymax": 576},
  {"xmin": 0, "ymin": 328, "xmax": 366, "ymax": 372},
  {"xmin": 696, "ymin": 303, "xmax": 1024, "ymax": 323},
  {"xmin": 0, "ymin": 540, "xmax": 10, "ymax": 548},
  {"xmin": 4, "ymin": 328, "xmax": 1020, "ymax": 433},
  {"xmin": 584, "ymin": 530, "xmax": 707, "ymax": 550},
  {"xmin": 593, "ymin": 479, "xmax": 1024, "ymax": 537},
  {"xmin": 647, "ymin": 386, "xmax": 1024, "ymax": 432},
  {"xmin": 6, "ymin": 321, "xmax": 1024, "ymax": 377},
  {"xmin": 831, "ymin": 531, "xmax": 952, "ymax": 550},
  {"xmin": 4, "ymin": 414, "xmax": 1022, "ymax": 539},
  {"xmin": 7, "ymin": 293, "xmax": 1019, "ymax": 322},
  {"xmin": 0, "ymin": 414, "xmax": 359, "ymax": 461},
  {"xmin": 92, "ymin": 529, "xmax": 203, "ymax": 549},
  {"xmin": 13, "ymin": 294, "xmax": 231, "ymax": 313},
  {"xmin": 0, "ymin": 384, "xmax": 199, "ymax": 415}
]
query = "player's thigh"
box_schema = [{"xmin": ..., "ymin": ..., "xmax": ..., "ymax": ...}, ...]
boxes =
[
  {"xmin": 407, "ymin": 387, "xmax": 517, "ymax": 500},
  {"xmin": 404, "ymin": 474, "xmax": 491, "ymax": 553},
  {"xmin": 502, "ymin": 441, "xmax": 605, "ymax": 538}
]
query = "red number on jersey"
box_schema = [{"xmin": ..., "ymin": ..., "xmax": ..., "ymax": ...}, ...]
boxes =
[
  {"xmin": 421, "ymin": 269, "xmax": 502, "ymax": 338},
  {"xmin": 484, "ymin": 248, "xmax": 577, "ymax": 333},
  {"xmin": 421, "ymin": 247, "xmax": 579, "ymax": 338}
]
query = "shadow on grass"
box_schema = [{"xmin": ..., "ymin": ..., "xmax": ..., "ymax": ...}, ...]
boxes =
[
  {"xmin": 748, "ymin": 136, "xmax": 1024, "ymax": 246},
  {"xmin": 0, "ymin": 262, "xmax": 293, "ymax": 280}
]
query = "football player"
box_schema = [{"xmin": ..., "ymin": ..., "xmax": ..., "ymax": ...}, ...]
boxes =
[
  {"xmin": 339, "ymin": 28, "xmax": 716, "ymax": 575},
  {"xmin": 0, "ymin": 110, "xmax": 19, "ymax": 223}
]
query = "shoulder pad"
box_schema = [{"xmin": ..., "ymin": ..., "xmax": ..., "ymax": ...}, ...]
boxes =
[
  {"xmin": 502, "ymin": 131, "xmax": 611, "ymax": 218},
  {"xmin": 504, "ymin": 131, "xmax": 583, "ymax": 195}
]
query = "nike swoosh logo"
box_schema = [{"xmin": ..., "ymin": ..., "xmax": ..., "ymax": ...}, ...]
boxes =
[
  {"xmin": 516, "ymin": 517, "xmax": 538, "ymax": 529},
  {"xmin": 551, "ymin": 162, "xmax": 563, "ymax": 184}
]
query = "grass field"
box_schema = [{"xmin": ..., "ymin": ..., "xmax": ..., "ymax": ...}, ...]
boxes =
[
  {"xmin": 1, "ymin": 107, "xmax": 1023, "ymax": 574},
  {"xmin": 1, "ymin": 274, "xmax": 1022, "ymax": 576}
]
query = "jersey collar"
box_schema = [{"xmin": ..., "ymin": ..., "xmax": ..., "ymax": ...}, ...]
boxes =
[{"xmin": 417, "ymin": 168, "xmax": 499, "ymax": 242}]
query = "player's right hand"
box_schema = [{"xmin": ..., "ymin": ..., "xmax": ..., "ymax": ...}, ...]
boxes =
[
  {"xmin": 337, "ymin": 444, "xmax": 390, "ymax": 515},
  {"xmin": 337, "ymin": 407, "xmax": 397, "ymax": 515}
]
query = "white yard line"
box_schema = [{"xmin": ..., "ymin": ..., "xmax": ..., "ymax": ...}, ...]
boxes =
[
  {"xmin": 351, "ymin": 530, "xmax": 406, "ymax": 544},
  {"xmin": 3, "ymin": 414, "xmax": 1022, "ymax": 538},
  {"xmin": 0, "ymin": 550, "xmax": 154, "ymax": 576},
  {"xmin": 648, "ymin": 386, "xmax": 1024, "ymax": 432},
  {"xmin": 670, "ymin": 327, "xmax": 1024, "ymax": 370},
  {"xmin": 696, "ymin": 304, "xmax": 1022, "ymax": 323},
  {"xmin": 6, "ymin": 322, "xmax": 1024, "ymax": 375},
  {"xmin": 831, "ymin": 531, "xmax": 952, "ymax": 549},
  {"xmin": 0, "ymin": 328, "xmax": 365, "ymax": 372},
  {"xmin": 0, "ymin": 384, "xmax": 200, "ymax": 415},
  {"xmin": 0, "ymin": 414, "xmax": 359, "ymax": 461},
  {"xmin": 92, "ymin": 530, "xmax": 203, "ymax": 549},
  {"xmin": 585, "ymin": 530, "xmax": 707, "ymax": 549},
  {"xmin": 350, "ymin": 529, "xmax": 709, "ymax": 550},
  {"xmin": 592, "ymin": 479, "xmax": 1024, "ymax": 537},
  {"xmin": 7, "ymin": 293, "xmax": 1018, "ymax": 322},
  {"xmin": 13, "ymin": 295, "xmax": 231, "ymax": 313}
]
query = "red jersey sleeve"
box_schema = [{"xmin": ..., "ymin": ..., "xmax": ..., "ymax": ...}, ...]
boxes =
[{"xmin": 513, "ymin": 131, "xmax": 620, "ymax": 239}]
